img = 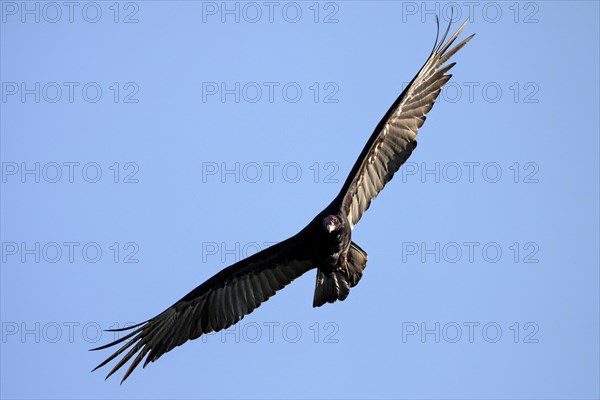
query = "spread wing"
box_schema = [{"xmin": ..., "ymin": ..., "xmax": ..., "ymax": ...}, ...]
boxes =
[
  {"xmin": 91, "ymin": 234, "xmax": 313, "ymax": 383},
  {"xmin": 337, "ymin": 19, "xmax": 474, "ymax": 229}
]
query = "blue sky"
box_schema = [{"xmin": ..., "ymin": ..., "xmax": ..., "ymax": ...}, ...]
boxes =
[{"xmin": 1, "ymin": 1, "xmax": 599, "ymax": 399}]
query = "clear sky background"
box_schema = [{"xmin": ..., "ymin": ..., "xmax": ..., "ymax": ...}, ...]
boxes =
[{"xmin": 1, "ymin": 1, "xmax": 599, "ymax": 399}]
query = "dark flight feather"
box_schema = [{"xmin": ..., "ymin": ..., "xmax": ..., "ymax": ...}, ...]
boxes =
[
  {"xmin": 91, "ymin": 235, "xmax": 312, "ymax": 383},
  {"xmin": 334, "ymin": 19, "xmax": 474, "ymax": 229}
]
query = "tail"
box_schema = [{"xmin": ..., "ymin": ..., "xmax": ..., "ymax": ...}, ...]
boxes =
[{"xmin": 313, "ymin": 242, "xmax": 368, "ymax": 307}]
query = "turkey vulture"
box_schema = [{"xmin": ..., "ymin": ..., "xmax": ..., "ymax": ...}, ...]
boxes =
[{"xmin": 92, "ymin": 18, "xmax": 474, "ymax": 383}]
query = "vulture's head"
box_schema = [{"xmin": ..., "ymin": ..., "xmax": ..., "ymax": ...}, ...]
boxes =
[{"xmin": 322, "ymin": 215, "xmax": 342, "ymax": 234}]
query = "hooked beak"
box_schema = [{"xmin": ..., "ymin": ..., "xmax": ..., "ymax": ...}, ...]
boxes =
[
  {"xmin": 326, "ymin": 223, "xmax": 336, "ymax": 233},
  {"xmin": 323, "ymin": 215, "xmax": 341, "ymax": 233}
]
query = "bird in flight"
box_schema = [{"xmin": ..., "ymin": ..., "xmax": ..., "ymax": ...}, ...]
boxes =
[{"xmin": 92, "ymin": 18, "xmax": 474, "ymax": 383}]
